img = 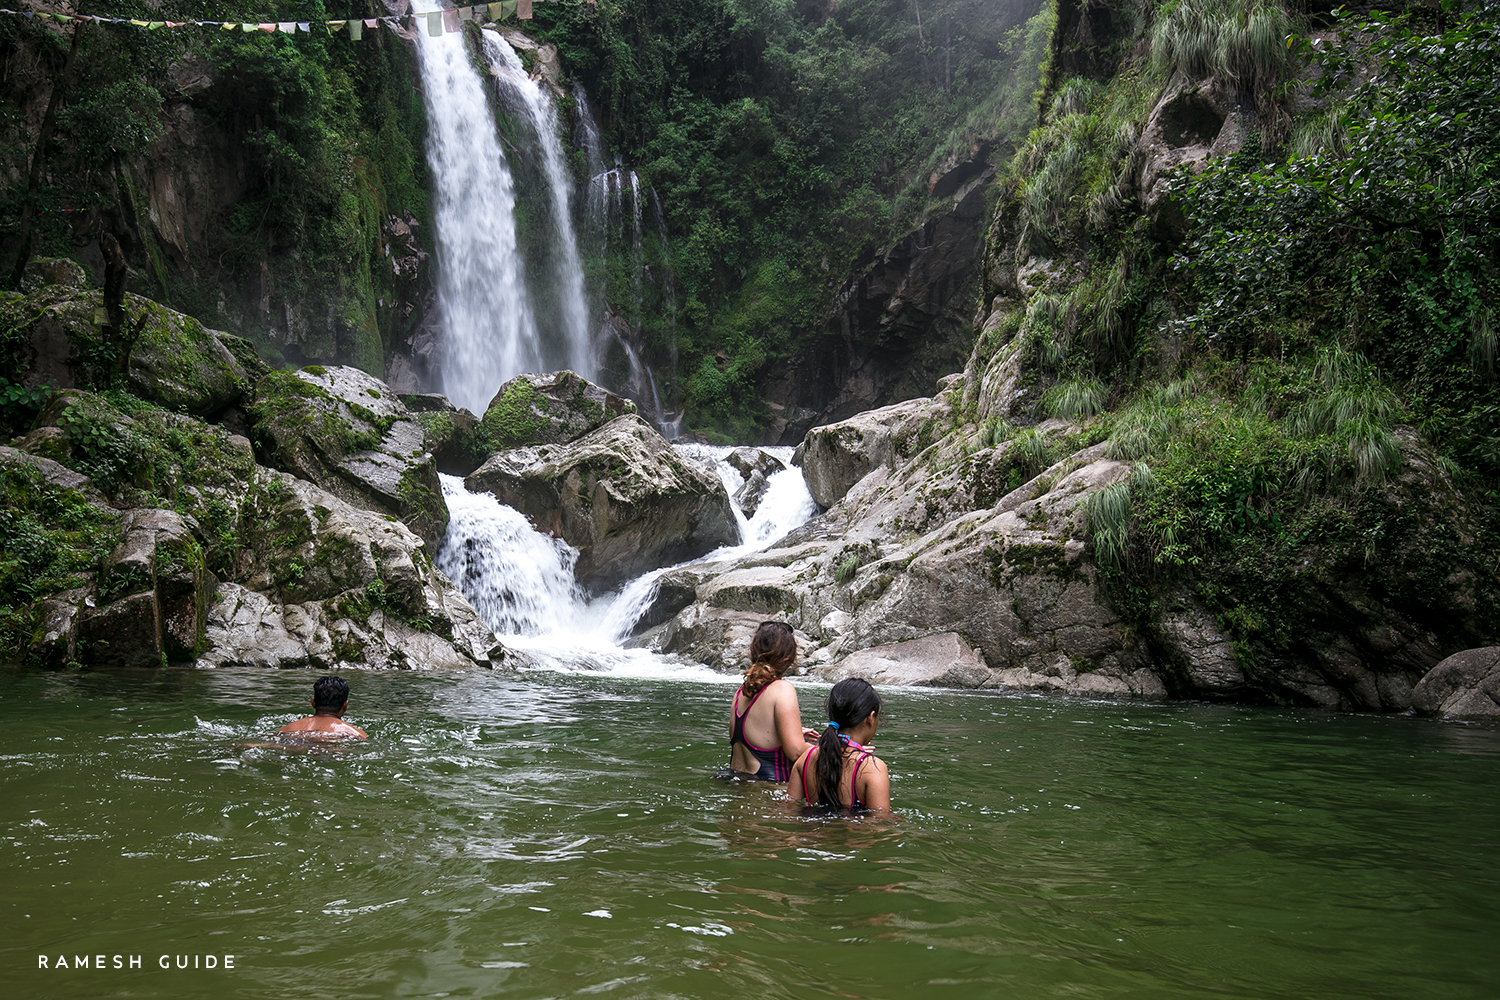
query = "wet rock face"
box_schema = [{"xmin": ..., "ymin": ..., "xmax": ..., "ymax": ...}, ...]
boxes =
[
  {"xmin": 200, "ymin": 469, "xmax": 502, "ymax": 670},
  {"xmin": 800, "ymin": 395, "xmax": 950, "ymax": 508},
  {"xmin": 811, "ymin": 633, "xmax": 993, "ymax": 688},
  {"xmin": 247, "ymin": 364, "xmax": 448, "ymax": 551},
  {"xmin": 479, "ymin": 370, "xmax": 636, "ymax": 452},
  {"xmin": 1412, "ymin": 648, "xmax": 1500, "ymax": 719},
  {"xmin": 636, "ymin": 394, "xmax": 1166, "ymax": 700},
  {"xmin": 465, "ymin": 414, "xmax": 739, "ymax": 591},
  {"xmin": 78, "ymin": 508, "xmax": 216, "ymax": 669},
  {"xmin": 0, "ymin": 285, "xmax": 248, "ymax": 417}
]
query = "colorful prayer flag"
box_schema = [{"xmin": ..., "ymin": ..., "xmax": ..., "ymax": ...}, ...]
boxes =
[
  {"xmin": 426, "ymin": 11, "xmax": 441, "ymax": 36},
  {"xmin": 348, "ymin": 18, "xmax": 361, "ymax": 40},
  {"xmin": 518, "ymin": 0, "xmax": 532, "ymax": 19},
  {"xmin": 488, "ymin": 2, "xmax": 503, "ymax": 19},
  {"xmin": 365, "ymin": 18, "xmax": 379, "ymax": 28},
  {"xmin": 443, "ymin": 8, "xmax": 460, "ymax": 31},
  {"xmin": 222, "ymin": 22, "xmax": 238, "ymax": 30}
]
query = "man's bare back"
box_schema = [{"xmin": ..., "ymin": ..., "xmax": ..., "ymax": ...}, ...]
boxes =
[{"xmin": 276, "ymin": 675, "xmax": 367, "ymax": 740}]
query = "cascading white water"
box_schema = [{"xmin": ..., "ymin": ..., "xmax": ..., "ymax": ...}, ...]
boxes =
[
  {"xmin": 483, "ymin": 31, "xmax": 593, "ymax": 378},
  {"xmin": 439, "ymin": 446, "xmax": 817, "ymax": 674},
  {"xmin": 415, "ymin": 12, "xmax": 540, "ymax": 414},
  {"xmin": 436, "ymin": 476, "xmax": 585, "ymax": 636}
]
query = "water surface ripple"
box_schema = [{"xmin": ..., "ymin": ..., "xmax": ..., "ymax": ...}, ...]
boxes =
[{"xmin": 1, "ymin": 668, "xmax": 1495, "ymax": 998}]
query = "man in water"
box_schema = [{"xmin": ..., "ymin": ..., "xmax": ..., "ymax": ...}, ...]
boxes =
[{"xmin": 276, "ymin": 675, "xmax": 368, "ymax": 739}]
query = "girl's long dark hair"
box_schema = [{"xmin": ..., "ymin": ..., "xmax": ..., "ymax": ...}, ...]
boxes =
[
  {"xmin": 815, "ymin": 678, "xmax": 881, "ymax": 808},
  {"xmin": 742, "ymin": 621, "xmax": 797, "ymax": 697}
]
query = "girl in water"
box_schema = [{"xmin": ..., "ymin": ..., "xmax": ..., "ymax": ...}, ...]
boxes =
[
  {"xmin": 727, "ymin": 621, "xmax": 818, "ymax": 781},
  {"xmin": 787, "ymin": 677, "xmax": 891, "ymax": 812}
]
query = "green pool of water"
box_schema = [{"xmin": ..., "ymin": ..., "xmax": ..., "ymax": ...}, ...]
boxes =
[{"xmin": 1, "ymin": 666, "xmax": 1496, "ymax": 998}]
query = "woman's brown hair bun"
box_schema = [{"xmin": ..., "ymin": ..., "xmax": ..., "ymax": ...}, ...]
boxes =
[{"xmin": 742, "ymin": 621, "xmax": 797, "ymax": 696}]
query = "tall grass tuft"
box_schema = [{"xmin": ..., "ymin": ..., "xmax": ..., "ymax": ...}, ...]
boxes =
[
  {"xmin": 1085, "ymin": 479, "xmax": 1133, "ymax": 568},
  {"xmin": 1009, "ymin": 428, "xmax": 1058, "ymax": 479},
  {"xmin": 1049, "ymin": 77, "xmax": 1103, "ymax": 122},
  {"xmin": 1044, "ymin": 377, "xmax": 1107, "ymax": 420},
  {"xmin": 1105, "ymin": 379, "xmax": 1192, "ymax": 460},
  {"xmin": 1150, "ymin": 0, "xmax": 1291, "ymax": 92},
  {"xmin": 1285, "ymin": 347, "xmax": 1403, "ymax": 486},
  {"xmin": 1470, "ymin": 305, "xmax": 1496, "ymax": 379}
]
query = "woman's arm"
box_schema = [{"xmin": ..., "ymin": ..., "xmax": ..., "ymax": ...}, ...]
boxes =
[
  {"xmin": 857, "ymin": 757, "xmax": 892, "ymax": 812},
  {"xmin": 772, "ymin": 683, "xmax": 812, "ymax": 761},
  {"xmin": 787, "ymin": 747, "xmax": 814, "ymax": 801}
]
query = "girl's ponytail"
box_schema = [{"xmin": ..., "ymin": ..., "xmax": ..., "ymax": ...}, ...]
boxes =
[{"xmin": 815, "ymin": 678, "xmax": 881, "ymax": 808}]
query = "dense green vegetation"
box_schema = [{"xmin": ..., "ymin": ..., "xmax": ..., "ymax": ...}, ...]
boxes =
[
  {"xmin": 0, "ymin": 2, "xmax": 429, "ymax": 371},
  {"xmin": 1007, "ymin": 0, "xmax": 1500, "ymax": 674},
  {"xmin": 530, "ymin": 0, "xmax": 1050, "ymax": 437}
]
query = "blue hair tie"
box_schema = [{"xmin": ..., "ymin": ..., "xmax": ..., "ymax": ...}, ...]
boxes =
[{"xmin": 825, "ymin": 721, "xmax": 839, "ymax": 729}]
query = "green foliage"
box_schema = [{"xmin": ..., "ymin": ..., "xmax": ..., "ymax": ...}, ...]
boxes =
[
  {"xmin": 1171, "ymin": 3, "xmax": 1500, "ymax": 474},
  {"xmin": 836, "ymin": 553, "xmax": 861, "ymax": 583},
  {"xmin": 0, "ymin": 459, "xmax": 113, "ymax": 601},
  {"xmin": 0, "ymin": 378, "xmax": 50, "ymax": 438},
  {"xmin": 532, "ymin": 0, "xmax": 1050, "ymax": 434}
]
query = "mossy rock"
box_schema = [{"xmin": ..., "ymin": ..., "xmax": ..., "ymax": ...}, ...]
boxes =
[
  {"xmin": 478, "ymin": 370, "xmax": 637, "ymax": 454},
  {"xmin": 0, "ymin": 285, "xmax": 247, "ymax": 417},
  {"xmin": 246, "ymin": 365, "xmax": 448, "ymax": 551},
  {"xmin": 465, "ymin": 413, "xmax": 737, "ymax": 590}
]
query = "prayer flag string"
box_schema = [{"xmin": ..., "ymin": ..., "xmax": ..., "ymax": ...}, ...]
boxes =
[{"xmin": 0, "ymin": 2, "xmax": 595, "ymax": 32}]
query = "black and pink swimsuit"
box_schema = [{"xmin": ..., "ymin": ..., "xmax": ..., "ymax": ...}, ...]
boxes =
[
  {"xmin": 798, "ymin": 742, "xmax": 873, "ymax": 809},
  {"xmin": 729, "ymin": 685, "xmax": 793, "ymax": 782}
]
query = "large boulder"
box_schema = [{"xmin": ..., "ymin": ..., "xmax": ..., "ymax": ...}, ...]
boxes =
[
  {"xmin": 465, "ymin": 414, "xmax": 739, "ymax": 590},
  {"xmin": 247, "ymin": 365, "xmax": 448, "ymax": 551},
  {"xmin": 800, "ymin": 395, "xmax": 949, "ymax": 508},
  {"xmin": 479, "ymin": 370, "xmax": 636, "ymax": 452},
  {"xmin": 811, "ymin": 633, "xmax": 993, "ymax": 688},
  {"xmin": 0, "ymin": 285, "xmax": 247, "ymax": 416},
  {"xmin": 199, "ymin": 469, "xmax": 503, "ymax": 669},
  {"xmin": 637, "ymin": 399, "xmax": 1169, "ymax": 700},
  {"xmin": 1412, "ymin": 649, "xmax": 1500, "ymax": 719},
  {"xmin": 405, "ymin": 392, "xmax": 484, "ymax": 476}
]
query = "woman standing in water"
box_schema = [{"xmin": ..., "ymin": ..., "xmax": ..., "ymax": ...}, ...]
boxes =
[
  {"xmin": 788, "ymin": 678, "xmax": 892, "ymax": 812},
  {"xmin": 728, "ymin": 621, "xmax": 817, "ymax": 781}
]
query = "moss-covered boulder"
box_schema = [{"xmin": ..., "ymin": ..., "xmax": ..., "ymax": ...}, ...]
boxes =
[
  {"xmin": 247, "ymin": 365, "xmax": 448, "ymax": 551},
  {"xmin": 479, "ymin": 370, "xmax": 636, "ymax": 453},
  {"xmin": 404, "ymin": 393, "xmax": 484, "ymax": 476},
  {"xmin": 465, "ymin": 414, "xmax": 739, "ymax": 590},
  {"xmin": 198, "ymin": 470, "xmax": 503, "ymax": 670},
  {"xmin": 0, "ymin": 285, "xmax": 248, "ymax": 416},
  {"xmin": 76, "ymin": 508, "xmax": 216, "ymax": 669}
]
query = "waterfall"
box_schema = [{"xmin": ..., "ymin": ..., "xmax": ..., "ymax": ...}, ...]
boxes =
[
  {"xmin": 439, "ymin": 447, "xmax": 817, "ymax": 670},
  {"xmin": 414, "ymin": 16, "xmax": 540, "ymax": 415},
  {"xmin": 483, "ymin": 31, "xmax": 593, "ymax": 378},
  {"xmin": 436, "ymin": 476, "xmax": 585, "ymax": 636}
]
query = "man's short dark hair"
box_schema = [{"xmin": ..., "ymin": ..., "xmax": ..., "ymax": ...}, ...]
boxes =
[{"xmin": 313, "ymin": 675, "xmax": 350, "ymax": 711}]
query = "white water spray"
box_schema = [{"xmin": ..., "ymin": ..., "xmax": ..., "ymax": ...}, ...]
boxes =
[
  {"xmin": 415, "ymin": 14, "xmax": 540, "ymax": 415},
  {"xmin": 439, "ymin": 447, "xmax": 817, "ymax": 674}
]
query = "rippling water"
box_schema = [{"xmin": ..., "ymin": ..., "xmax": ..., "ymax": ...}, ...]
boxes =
[{"xmin": 1, "ymin": 666, "xmax": 1496, "ymax": 999}]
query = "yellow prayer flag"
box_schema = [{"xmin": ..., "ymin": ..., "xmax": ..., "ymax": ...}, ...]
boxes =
[
  {"xmin": 221, "ymin": 22, "xmax": 238, "ymax": 30},
  {"xmin": 488, "ymin": 3, "xmax": 503, "ymax": 20},
  {"xmin": 129, "ymin": 19, "xmax": 149, "ymax": 26}
]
